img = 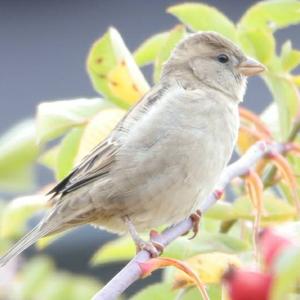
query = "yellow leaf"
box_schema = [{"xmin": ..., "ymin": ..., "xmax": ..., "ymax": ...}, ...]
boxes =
[
  {"xmin": 87, "ymin": 27, "xmax": 149, "ymax": 108},
  {"xmin": 107, "ymin": 61, "xmax": 146, "ymax": 104},
  {"xmin": 173, "ymin": 252, "xmax": 241, "ymax": 288},
  {"xmin": 236, "ymin": 126, "xmax": 265, "ymax": 154},
  {"xmin": 36, "ymin": 232, "xmax": 65, "ymax": 249},
  {"xmin": 293, "ymin": 75, "xmax": 300, "ymax": 86},
  {"xmin": 75, "ymin": 108, "xmax": 126, "ymax": 163}
]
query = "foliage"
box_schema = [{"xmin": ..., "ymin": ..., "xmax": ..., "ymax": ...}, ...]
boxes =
[
  {"xmin": 1, "ymin": 0, "xmax": 300, "ymax": 299},
  {"xmin": 0, "ymin": 257, "xmax": 100, "ymax": 300}
]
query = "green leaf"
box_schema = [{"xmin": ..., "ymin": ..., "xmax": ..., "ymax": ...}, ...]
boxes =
[
  {"xmin": 191, "ymin": 232, "xmax": 250, "ymax": 254},
  {"xmin": 69, "ymin": 277, "xmax": 100, "ymax": 300},
  {"xmin": 134, "ymin": 32, "xmax": 168, "ymax": 66},
  {"xmin": 39, "ymin": 107, "xmax": 125, "ymax": 177},
  {"xmin": 87, "ymin": 28, "xmax": 121, "ymax": 106},
  {"xmin": 0, "ymin": 194, "xmax": 45, "ymax": 238},
  {"xmin": 181, "ymin": 285, "xmax": 222, "ymax": 300},
  {"xmin": 153, "ymin": 25, "xmax": 186, "ymax": 82},
  {"xmin": 168, "ymin": 3, "xmax": 236, "ymax": 41},
  {"xmin": 0, "ymin": 119, "xmax": 38, "ymax": 192},
  {"xmin": 37, "ymin": 232, "xmax": 65, "ymax": 249},
  {"xmin": 18, "ymin": 257, "xmax": 101, "ymax": 300},
  {"xmin": 39, "ymin": 145, "xmax": 60, "ymax": 171},
  {"xmin": 233, "ymin": 194, "xmax": 296, "ymax": 222},
  {"xmin": 34, "ymin": 273, "xmax": 74, "ymax": 300},
  {"xmin": 131, "ymin": 282, "xmax": 221, "ymax": 300},
  {"xmin": 91, "ymin": 236, "xmax": 135, "ymax": 265},
  {"xmin": 271, "ymin": 247, "xmax": 300, "ymax": 299},
  {"xmin": 205, "ymin": 201, "xmax": 238, "ymax": 221},
  {"xmin": 0, "ymin": 165, "xmax": 36, "ymax": 193},
  {"xmin": 239, "ymin": 0, "xmax": 300, "ymax": 31},
  {"xmin": 162, "ymin": 238, "xmax": 195, "ymax": 260},
  {"xmin": 130, "ymin": 283, "xmax": 176, "ymax": 300},
  {"xmin": 92, "ymin": 231, "xmax": 249, "ymax": 266},
  {"xmin": 280, "ymin": 40, "xmax": 300, "ymax": 72},
  {"xmin": 0, "ymin": 119, "xmax": 38, "ymax": 169},
  {"xmin": 19, "ymin": 257, "xmax": 55, "ymax": 299},
  {"xmin": 56, "ymin": 127, "xmax": 84, "ymax": 180},
  {"xmin": 237, "ymin": 29, "xmax": 275, "ymax": 65},
  {"xmin": 87, "ymin": 27, "xmax": 149, "ymax": 108},
  {"xmin": 206, "ymin": 284, "xmax": 223, "ymax": 300},
  {"xmin": 36, "ymin": 98, "xmax": 109, "ymax": 143},
  {"xmin": 263, "ymin": 74, "xmax": 299, "ymax": 139}
]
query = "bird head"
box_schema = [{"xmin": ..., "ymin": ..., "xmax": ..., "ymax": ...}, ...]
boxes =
[{"xmin": 162, "ymin": 31, "xmax": 265, "ymax": 102}]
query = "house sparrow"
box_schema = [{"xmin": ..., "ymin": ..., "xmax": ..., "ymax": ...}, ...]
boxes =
[{"xmin": 0, "ymin": 31, "xmax": 264, "ymax": 265}]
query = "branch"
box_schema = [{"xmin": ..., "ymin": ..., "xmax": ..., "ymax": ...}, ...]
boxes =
[{"xmin": 92, "ymin": 141, "xmax": 285, "ymax": 300}]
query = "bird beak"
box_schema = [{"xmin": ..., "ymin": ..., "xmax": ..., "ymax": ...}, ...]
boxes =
[{"xmin": 238, "ymin": 57, "xmax": 266, "ymax": 76}]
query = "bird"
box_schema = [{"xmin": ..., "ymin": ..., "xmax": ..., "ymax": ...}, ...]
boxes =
[{"xmin": 0, "ymin": 31, "xmax": 265, "ymax": 266}]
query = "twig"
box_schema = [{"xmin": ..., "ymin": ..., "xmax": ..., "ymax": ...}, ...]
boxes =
[
  {"xmin": 264, "ymin": 118, "xmax": 300, "ymax": 187},
  {"xmin": 288, "ymin": 117, "xmax": 300, "ymax": 142},
  {"xmin": 92, "ymin": 141, "xmax": 285, "ymax": 300}
]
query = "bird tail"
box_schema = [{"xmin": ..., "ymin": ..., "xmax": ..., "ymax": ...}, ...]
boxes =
[{"xmin": 0, "ymin": 222, "xmax": 56, "ymax": 267}]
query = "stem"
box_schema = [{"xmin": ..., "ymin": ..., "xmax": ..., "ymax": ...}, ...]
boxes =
[
  {"xmin": 220, "ymin": 220, "xmax": 236, "ymax": 233},
  {"xmin": 263, "ymin": 118, "xmax": 300, "ymax": 187},
  {"xmin": 288, "ymin": 118, "xmax": 300, "ymax": 142}
]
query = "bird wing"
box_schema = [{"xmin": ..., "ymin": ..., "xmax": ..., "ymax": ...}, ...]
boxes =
[
  {"xmin": 47, "ymin": 138, "xmax": 119, "ymax": 197},
  {"xmin": 47, "ymin": 84, "xmax": 166, "ymax": 198}
]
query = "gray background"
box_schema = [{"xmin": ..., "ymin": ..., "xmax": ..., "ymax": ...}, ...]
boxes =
[
  {"xmin": 1, "ymin": 0, "xmax": 299, "ymax": 294},
  {"xmin": 1, "ymin": 0, "xmax": 277, "ymax": 135}
]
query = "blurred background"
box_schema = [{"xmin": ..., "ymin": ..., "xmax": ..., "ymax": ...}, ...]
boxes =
[{"xmin": 1, "ymin": 0, "xmax": 300, "ymax": 296}]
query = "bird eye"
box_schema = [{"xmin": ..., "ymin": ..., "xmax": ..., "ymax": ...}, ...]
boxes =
[{"xmin": 217, "ymin": 54, "xmax": 229, "ymax": 63}]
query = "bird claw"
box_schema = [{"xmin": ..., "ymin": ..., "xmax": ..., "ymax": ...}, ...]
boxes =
[
  {"xmin": 189, "ymin": 209, "xmax": 202, "ymax": 239},
  {"xmin": 136, "ymin": 239, "xmax": 164, "ymax": 258},
  {"xmin": 136, "ymin": 229, "xmax": 164, "ymax": 257},
  {"xmin": 182, "ymin": 210, "xmax": 202, "ymax": 239},
  {"xmin": 123, "ymin": 216, "xmax": 164, "ymax": 258}
]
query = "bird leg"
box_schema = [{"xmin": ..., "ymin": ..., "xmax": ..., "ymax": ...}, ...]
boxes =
[
  {"xmin": 123, "ymin": 216, "xmax": 164, "ymax": 258},
  {"xmin": 182, "ymin": 209, "xmax": 202, "ymax": 239}
]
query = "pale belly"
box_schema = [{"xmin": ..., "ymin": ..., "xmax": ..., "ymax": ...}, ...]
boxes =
[
  {"xmin": 91, "ymin": 90, "xmax": 239, "ymax": 233},
  {"xmin": 91, "ymin": 135, "xmax": 230, "ymax": 233}
]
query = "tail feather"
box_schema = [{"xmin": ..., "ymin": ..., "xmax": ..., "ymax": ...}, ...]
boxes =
[{"xmin": 0, "ymin": 224, "xmax": 54, "ymax": 267}]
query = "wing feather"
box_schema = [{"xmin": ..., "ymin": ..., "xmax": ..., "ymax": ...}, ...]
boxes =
[{"xmin": 47, "ymin": 84, "xmax": 166, "ymax": 198}]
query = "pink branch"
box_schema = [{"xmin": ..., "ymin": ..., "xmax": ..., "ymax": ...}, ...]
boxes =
[{"xmin": 92, "ymin": 141, "xmax": 285, "ymax": 300}]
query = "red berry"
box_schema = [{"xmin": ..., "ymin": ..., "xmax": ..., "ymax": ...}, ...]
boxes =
[
  {"xmin": 258, "ymin": 228, "xmax": 293, "ymax": 270},
  {"xmin": 223, "ymin": 268, "xmax": 273, "ymax": 300}
]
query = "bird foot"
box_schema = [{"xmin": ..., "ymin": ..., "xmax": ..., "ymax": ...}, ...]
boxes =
[
  {"xmin": 123, "ymin": 216, "xmax": 164, "ymax": 257},
  {"xmin": 135, "ymin": 238, "xmax": 164, "ymax": 258},
  {"xmin": 182, "ymin": 209, "xmax": 202, "ymax": 239}
]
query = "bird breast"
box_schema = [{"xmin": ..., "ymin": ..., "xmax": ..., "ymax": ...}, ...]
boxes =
[{"xmin": 92, "ymin": 87, "xmax": 240, "ymax": 232}]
